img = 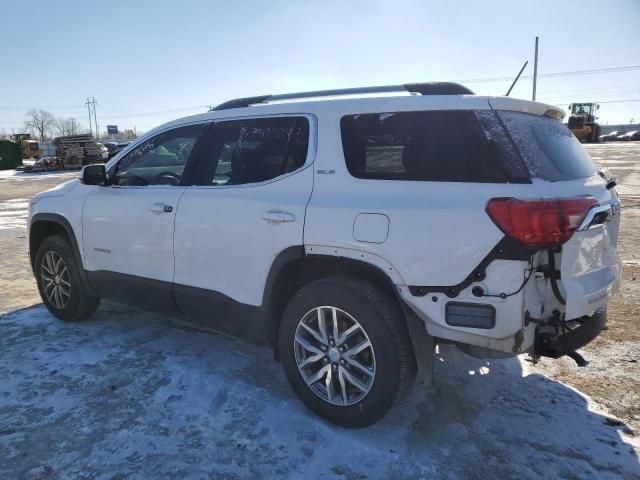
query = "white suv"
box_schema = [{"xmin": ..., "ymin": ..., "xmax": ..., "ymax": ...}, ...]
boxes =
[{"xmin": 28, "ymin": 83, "xmax": 622, "ymax": 427}]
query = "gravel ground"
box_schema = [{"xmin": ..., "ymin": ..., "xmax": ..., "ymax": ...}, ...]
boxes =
[{"xmin": 0, "ymin": 146, "xmax": 639, "ymax": 479}]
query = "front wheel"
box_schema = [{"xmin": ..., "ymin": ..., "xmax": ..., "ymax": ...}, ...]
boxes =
[
  {"xmin": 35, "ymin": 234, "xmax": 100, "ymax": 321},
  {"xmin": 278, "ymin": 276, "xmax": 416, "ymax": 427}
]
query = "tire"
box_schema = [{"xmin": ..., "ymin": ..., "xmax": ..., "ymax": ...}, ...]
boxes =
[
  {"xmin": 35, "ymin": 234, "xmax": 100, "ymax": 322},
  {"xmin": 593, "ymin": 125, "xmax": 601, "ymax": 143},
  {"xmin": 278, "ymin": 276, "xmax": 416, "ymax": 427}
]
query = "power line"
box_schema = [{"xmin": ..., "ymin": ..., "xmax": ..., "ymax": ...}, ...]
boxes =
[
  {"xmin": 98, "ymin": 105, "xmax": 208, "ymax": 119},
  {"xmin": 0, "ymin": 104, "xmax": 84, "ymax": 110},
  {"xmin": 2, "ymin": 64, "xmax": 639, "ymax": 128},
  {"xmin": 537, "ymin": 85, "xmax": 640, "ymax": 95},
  {"xmin": 538, "ymin": 95, "xmax": 640, "ymax": 103},
  {"xmin": 538, "ymin": 88, "xmax": 640, "ymax": 98},
  {"xmin": 592, "ymin": 99, "xmax": 640, "ymax": 104},
  {"xmin": 456, "ymin": 65, "xmax": 640, "ymax": 84},
  {"xmin": 1, "ymin": 64, "xmax": 639, "ymax": 112}
]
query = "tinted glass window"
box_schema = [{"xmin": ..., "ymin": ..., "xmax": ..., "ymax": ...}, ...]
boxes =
[
  {"xmin": 200, "ymin": 117, "xmax": 309, "ymax": 185},
  {"xmin": 497, "ymin": 111, "xmax": 597, "ymax": 181},
  {"xmin": 111, "ymin": 124, "xmax": 205, "ymax": 186},
  {"xmin": 341, "ymin": 110, "xmax": 529, "ymax": 183}
]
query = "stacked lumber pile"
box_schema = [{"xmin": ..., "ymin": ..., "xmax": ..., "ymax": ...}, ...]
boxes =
[
  {"xmin": 83, "ymin": 142, "xmax": 104, "ymax": 164},
  {"xmin": 53, "ymin": 135, "xmax": 104, "ymax": 168}
]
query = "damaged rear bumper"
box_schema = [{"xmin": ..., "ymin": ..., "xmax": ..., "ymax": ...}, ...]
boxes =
[{"xmin": 534, "ymin": 309, "xmax": 607, "ymax": 359}]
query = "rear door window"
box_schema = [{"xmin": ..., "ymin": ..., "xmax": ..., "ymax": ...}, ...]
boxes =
[
  {"xmin": 198, "ymin": 117, "xmax": 309, "ymax": 185},
  {"xmin": 340, "ymin": 110, "xmax": 530, "ymax": 183},
  {"xmin": 497, "ymin": 111, "xmax": 597, "ymax": 181}
]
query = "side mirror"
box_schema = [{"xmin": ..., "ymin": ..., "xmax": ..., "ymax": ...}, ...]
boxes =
[{"xmin": 81, "ymin": 164, "xmax": 107, "ymax": 186}]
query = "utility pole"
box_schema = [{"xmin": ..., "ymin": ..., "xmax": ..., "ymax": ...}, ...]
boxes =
[
  {"xmin": 531, "ymin": 37, "xmax": 538, "ymax": 102},
  {"xmin": 85, "ymin": 97, "xmax": 98, "ymax": 138},
  {"xmin": 86, "ymin": 98, "xmax": 92, "ymax": 136},
  {"xmin": 532, "ymin": 36, "xmax": 539, "ymax": 101}
]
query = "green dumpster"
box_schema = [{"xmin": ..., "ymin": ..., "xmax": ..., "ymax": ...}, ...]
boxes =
[{"xmin": 0, "ymin": 140, "xmax": 22, "ymax": 170}]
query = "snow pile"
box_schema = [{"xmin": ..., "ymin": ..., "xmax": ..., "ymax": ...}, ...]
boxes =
[{"xmin": 0, "ymin": 305, "xmax": 637, "ymax": 479}]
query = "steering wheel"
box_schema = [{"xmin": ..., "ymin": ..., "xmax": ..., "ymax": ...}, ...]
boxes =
[{"xmin": 154, "ymin": 171, "xmax": 182, "ymax": 186}]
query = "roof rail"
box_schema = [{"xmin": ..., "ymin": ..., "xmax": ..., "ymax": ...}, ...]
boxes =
[{"xmin": 211, "ymin": 82, "xmax": 474, "ymax": 111}]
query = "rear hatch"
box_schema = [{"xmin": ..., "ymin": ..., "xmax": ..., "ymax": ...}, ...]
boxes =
[{"xmin": 492, "ymin": 102, "xmax": 622, "ymax": 319}]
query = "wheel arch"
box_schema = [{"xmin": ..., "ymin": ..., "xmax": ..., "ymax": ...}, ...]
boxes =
[
  {"xmin": 29, "ymin": 213, "xmax": 96, "ymax": 296},
  {"xmin": 263, "ymin": 246, "xmax": 410, "ymax": 360}
]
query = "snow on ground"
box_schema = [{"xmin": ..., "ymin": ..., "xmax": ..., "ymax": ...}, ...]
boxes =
[
  {"xmin": 0, "ymin": 305, "xmax": 638, "ymax": 480},
  {"xmin": 0, "ymin": 170, "xmax": 79, "ymax": 181},
  {"xmin": 0, "ymin": 198, "xmax": 29, "ymax": 230}
]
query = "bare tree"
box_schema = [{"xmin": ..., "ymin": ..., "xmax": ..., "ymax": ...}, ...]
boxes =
[
  {"xmin": 54, "ymin": 117, "xmax": 82, "ymax": 137},
  {"xmin": 25, "ymin": 109, "xmax": 56, "ymax": 141}
]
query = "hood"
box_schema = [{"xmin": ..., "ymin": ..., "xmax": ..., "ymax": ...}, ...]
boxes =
[{"xmin": 33, "ymin": 179, "xmax": 79, "ymax": 201}]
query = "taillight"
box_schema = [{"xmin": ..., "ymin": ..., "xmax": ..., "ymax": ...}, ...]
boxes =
[{"xmin": 486, "ymin": 196, "xmax": 598, "ymax": 247}]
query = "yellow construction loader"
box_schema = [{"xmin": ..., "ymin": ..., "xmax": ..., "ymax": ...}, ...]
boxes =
[
  {"xmin": 12, "ymin": 134, "xmax": 42, "ymax": 158},
  {"xmin": 567, "ymin": 103, "xmax": 601, "ymax": 143}
]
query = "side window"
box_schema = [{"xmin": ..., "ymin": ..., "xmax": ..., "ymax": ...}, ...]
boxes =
[
  {"xmin": 340, "ymin": 110, "xmax": 529, "ymax": 183},
  {"xmin": 200, "ymin": 117, "xmax": 309, "ymax": 185},
  {"xmin": 111, "ymin": 124, "xmax": 206, "ymax": 186}
]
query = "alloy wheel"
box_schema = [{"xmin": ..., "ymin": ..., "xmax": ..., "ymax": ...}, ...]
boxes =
[
  {"xmin": 294, "ymin": 306, "xmax": 376, "ymax": 406},
  {"xmin": 40, "ymin": 251, "xmax": 71, "ymax": 309}
]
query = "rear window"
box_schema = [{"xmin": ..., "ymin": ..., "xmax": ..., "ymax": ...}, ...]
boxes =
[
  {"xmin": 340, "ymin": 110, "xmax": 530, "ymax": 183},
  {"xmin": 497, "ymin": 111, "xmax": 597, "ymax": 181}
]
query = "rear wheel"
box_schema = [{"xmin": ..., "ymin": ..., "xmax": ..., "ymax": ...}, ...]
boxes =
[
  {"xmin": 278, "ymin": 276, "xmax": 416, "ymax": 427},
  {"xmin": 35, "ymin": 234, "xmax": 100, "ymax": 321}
]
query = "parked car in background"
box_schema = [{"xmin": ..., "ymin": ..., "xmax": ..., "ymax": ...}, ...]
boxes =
[
  {"xmin": 104, "ymin": 142, "xmax": 120, "ymax": 158},
  {"xmin": 96, "ymin": 143, "xmax": 109, "ymax": 161},
  {"xmin": 616, "ymin": 132, "xmax": 630, "ymax": 141},
  {"xmin": 27, "ymin": 83, "xmax": 622, "ymax": 427},
  {"xmin": 104, "ymin": 141, "xmax": 133, "ymax": 158},
  {"xmin": 619, "ymin": 130, "xmax": 640, "ymax": 141},
  {"xmin": 117, "ymin": 141, "xmax": 132, "ymax": 152},
  {"xmin": 599, "ymin": 131, "xmax": 623, "ymax": 142}
]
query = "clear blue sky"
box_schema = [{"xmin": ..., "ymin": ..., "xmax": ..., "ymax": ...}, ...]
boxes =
[{"xmin": 1, "ymin": 0, "xmax": 639, "ymax": 135}]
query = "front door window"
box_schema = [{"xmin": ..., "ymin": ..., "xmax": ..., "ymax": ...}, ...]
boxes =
[{"xmin": 111, "ymin": 124, "xmax": 206, "ymax": 186}]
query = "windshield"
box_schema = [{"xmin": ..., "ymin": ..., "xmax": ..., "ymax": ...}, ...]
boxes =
[
  {"xmin": 571, "ymin": 103, "xmax": 593, "ymax": 115},
  {"xmin": 498, "ymin": 111, "xmax": 597, "ymax": 181}
]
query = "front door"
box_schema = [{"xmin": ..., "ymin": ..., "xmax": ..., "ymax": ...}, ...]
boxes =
[{"xmin": 82, "ymin": 123, "xmax": 208, "ymax": 307}]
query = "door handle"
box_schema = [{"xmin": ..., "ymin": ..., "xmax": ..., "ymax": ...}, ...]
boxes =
[
  {"xmin": 150, "ymin": 202, "xmax": 173, "ymax": 214},
  {"xmin": 262, "ymin": 209, "xmax": 295, "ymax": 224}
]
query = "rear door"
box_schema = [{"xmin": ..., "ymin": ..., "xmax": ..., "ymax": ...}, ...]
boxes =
[{"xmin": 172, "ymin": 115, "xmax": 314, "ymax": 337}]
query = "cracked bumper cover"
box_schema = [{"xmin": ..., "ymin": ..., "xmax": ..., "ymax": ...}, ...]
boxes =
[{"xmin": 534, "ymin": 309, "xmax": 607, "ymax": 359}]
